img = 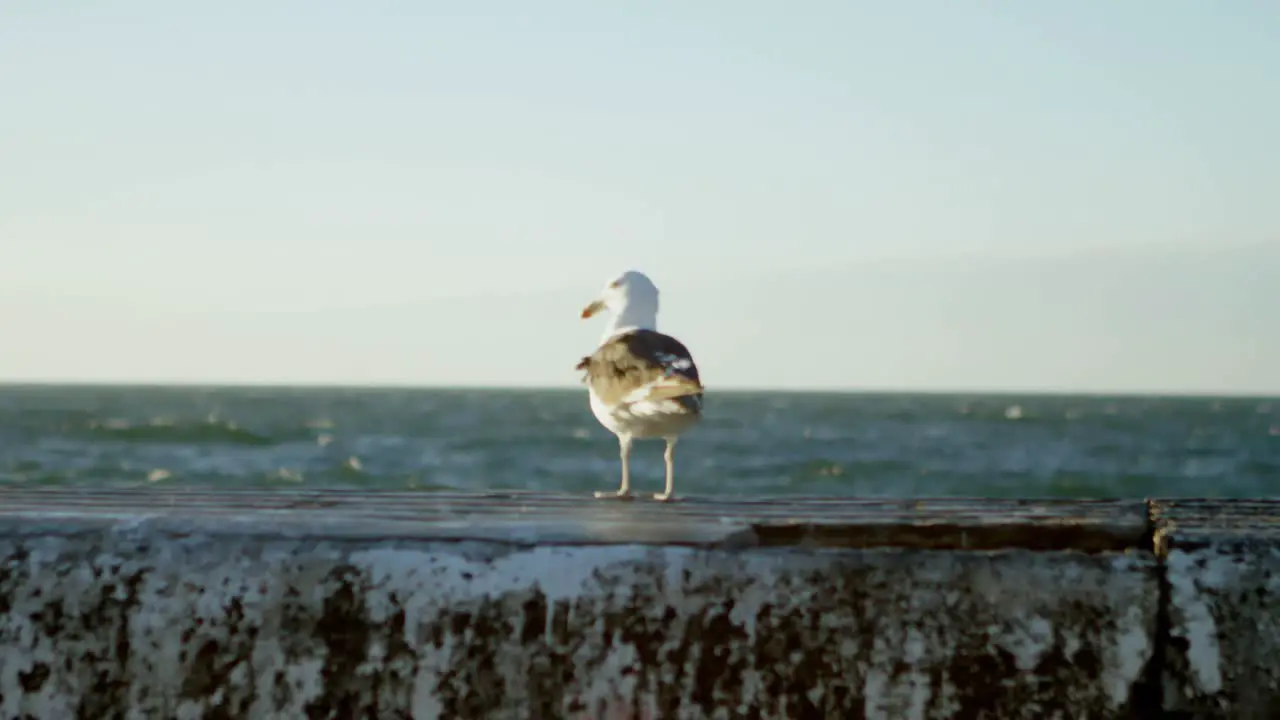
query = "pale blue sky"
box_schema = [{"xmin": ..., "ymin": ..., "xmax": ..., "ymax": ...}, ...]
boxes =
[{"xmin": 2, "ymin": 2, "xmax": 1278, "ymax": 393}]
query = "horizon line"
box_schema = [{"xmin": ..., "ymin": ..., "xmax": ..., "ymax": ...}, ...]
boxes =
[{"xmin": 0, "ymin": 379, "xmax": 1275, "ymax": 400}]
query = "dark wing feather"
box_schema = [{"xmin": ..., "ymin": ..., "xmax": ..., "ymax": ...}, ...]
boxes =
[{"xmin": 575, "ymin": 330, "xmax": 703, "ymax": 407}]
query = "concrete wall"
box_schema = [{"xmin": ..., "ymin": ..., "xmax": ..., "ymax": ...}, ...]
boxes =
[
  {"xmin": 0, "ymin": 489, "xmax": 1275, "ymax": 719},
  {"xmin": 1153, "ymin": 500, "xmax": 1280, "ymax": 719}
]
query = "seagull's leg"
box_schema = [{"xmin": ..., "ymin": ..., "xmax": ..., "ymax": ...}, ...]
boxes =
[
  {"xmin": 595, "ymin": 433, "xmax": 634, "ymax": 499},
  {"xmin": 654, "ymin": 436, "xmax": 678, "ymax": 502}
]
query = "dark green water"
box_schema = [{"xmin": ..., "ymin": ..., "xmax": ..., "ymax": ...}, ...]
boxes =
[{"xmin": 0, "ymin": 385, "xmax": 1276, "ymax": 498}]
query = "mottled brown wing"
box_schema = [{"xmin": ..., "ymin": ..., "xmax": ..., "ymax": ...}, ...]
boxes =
[{"xmin": 576, "ymin": 330, "xmax": 702, "ymax": 407}]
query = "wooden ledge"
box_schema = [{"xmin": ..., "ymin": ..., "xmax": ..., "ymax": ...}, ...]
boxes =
[
  {"xmin": 0, "ymin": 488, "xmax": 1152, "ymax": 552},
  {"xmin": 1150, "ymin": 498, "xmax": 1280, "ymax": 555}
]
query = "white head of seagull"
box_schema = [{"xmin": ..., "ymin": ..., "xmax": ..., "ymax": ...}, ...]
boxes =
[{"xmin": 580, "ymin": 270, "xmax": 660, "ymax": 344}]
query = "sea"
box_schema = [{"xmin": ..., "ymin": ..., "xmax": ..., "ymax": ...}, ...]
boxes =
[{"xmin": 0, "ymin": 385, "xmax": 1276, "ymax": 498}]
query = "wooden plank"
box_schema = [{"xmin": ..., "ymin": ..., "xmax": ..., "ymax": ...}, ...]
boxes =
[
  {"xmin": 1150, "ymin": 498, "xmax": 1280, "ymax": 554},
  {"xmin": 0, "ymin": 488, "xmax": 1149, "ymax": 551}
]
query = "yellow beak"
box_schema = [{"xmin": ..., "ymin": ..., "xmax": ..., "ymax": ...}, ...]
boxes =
[{"xmin": 581, "ymin": 299, "xmax": 605, "ymax": 319}]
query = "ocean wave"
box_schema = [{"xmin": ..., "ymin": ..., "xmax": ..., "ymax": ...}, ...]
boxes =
[
  {"xmin": 82, "ymin": 417, "xmax": 276, "ymax": 446},
  {"xmin": 0, "ymin": 468, "xmax": 463, "ymax": 491}
]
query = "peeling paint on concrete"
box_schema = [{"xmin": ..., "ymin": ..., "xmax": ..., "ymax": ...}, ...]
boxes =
[
  {"xmin": 1162, "ymin": 543, "xmax": 1280, "ymax": 719},
  {"xmin": 0, "ymin": 531, "xmax": 1157, "ymax": 719},
  {"xmin": 1151, "ymin": 499, "xmax": 1280, "ymax": 719},
  {"xmin": 1165, "ymin": 550, "xmax": 1225, "ymax": 695}
]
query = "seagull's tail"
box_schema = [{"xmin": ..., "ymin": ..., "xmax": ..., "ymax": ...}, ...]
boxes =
[{"xmin": 626, "ymin": 375, "xmax": 704, "ymax": 404}]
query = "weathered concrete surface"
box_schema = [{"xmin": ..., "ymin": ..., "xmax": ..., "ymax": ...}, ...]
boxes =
[
  {"xmin": 0, "ymin": 535, "xmax": 1157, "ymax": 719},
  {"xmin": 0, "ymin": 490, "xmax": 1161, "ymax": 719},
  {"xmin": 1153, "ymin": 499, "xmax": 1280, "ymax": 720}
]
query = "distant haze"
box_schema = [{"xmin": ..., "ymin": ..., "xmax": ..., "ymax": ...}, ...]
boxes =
[{"xmin": 2, "ymin": 3, "xmax": 1277, "ymax": 394}]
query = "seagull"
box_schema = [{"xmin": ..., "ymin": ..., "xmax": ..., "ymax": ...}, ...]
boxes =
[{"xmin": 575, "ymin": 270, "xmax": 705, "ymax": 502}]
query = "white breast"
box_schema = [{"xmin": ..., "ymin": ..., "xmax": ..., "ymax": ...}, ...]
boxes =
[
  {"xmin": 588, "ymin": 387, "xmax": 627, "ymax": 435},
  {"xmin": 587, "ymin": 385, "xmax": 702, "ymax": 439}
]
